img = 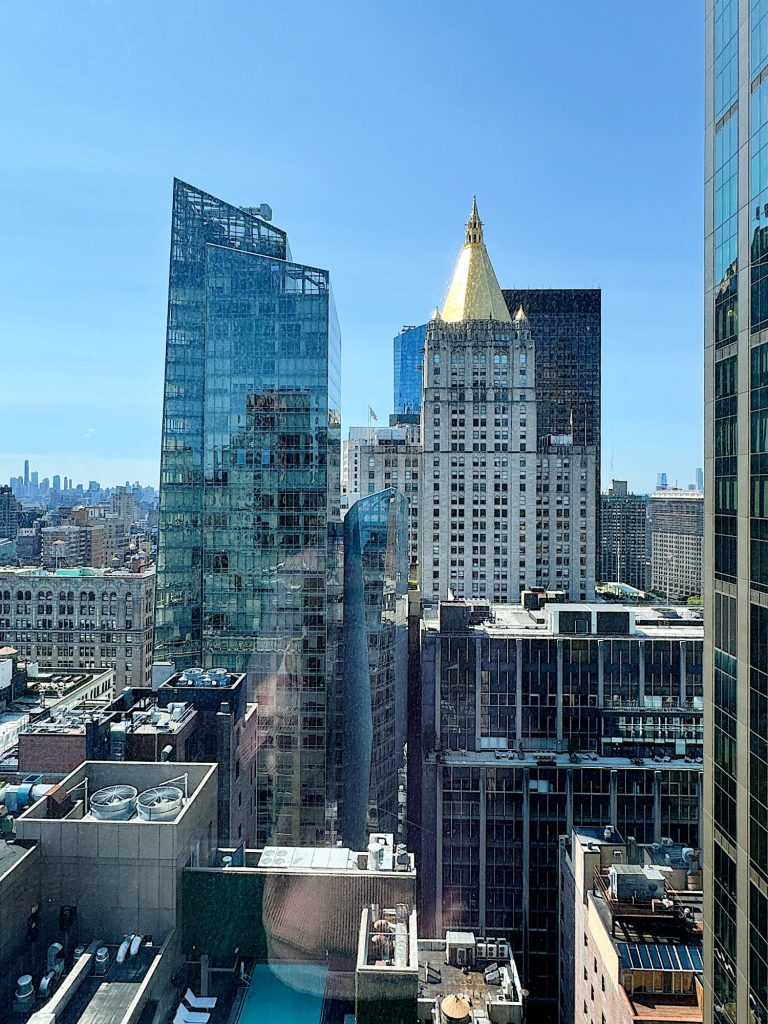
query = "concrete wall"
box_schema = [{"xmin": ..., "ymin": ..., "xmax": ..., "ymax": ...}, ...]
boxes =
[
  {"xmin": 15, "ymin": 762, "xmax": 218, "ymax": 943},
  {"xmin": 0, "ymin": 842, "xmax": 43, "ymax": 1010}
]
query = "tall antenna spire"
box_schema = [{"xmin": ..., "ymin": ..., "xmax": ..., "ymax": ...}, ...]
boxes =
[{"xmin": 465, "ymin": 196, "xmax": 483, "ymax": 245}]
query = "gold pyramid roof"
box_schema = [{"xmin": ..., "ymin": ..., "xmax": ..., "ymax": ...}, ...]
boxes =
[{"xmin": 441, "ymin": 198, "xmax": 511, "ymax": 323}]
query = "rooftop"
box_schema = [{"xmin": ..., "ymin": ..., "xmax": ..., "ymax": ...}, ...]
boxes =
[
  {"xmin": 417, "ymin": 933, "xmax": 524, "ymax": 1021},
  {"xmin": 56, "ymin": 942, "xmax": 157, "ymax": 1024},
  {"xmin": 163, "ymin": 667, "xmax": 242, "ymax": 690},
  {"xmin": 426, "ymin": 601, "xmax": 703, "ymax": 639},
  {"xmin": 0, "ymin": 564, "xmax": 155, "ymax": 578},
  {"xmin": 431, "ymin": 750, "xmax": 703, "ymax": 770},
  {"xmin": 0, "ymin": 837, "xmax": 37, "ymax": 878},
  {"xmin": 16, "ymin": 760, "xmax": 217, "ymax": 825},
  {"xmin": 219, "ymin": 833, "xmax": 416, "ymax": 875}
]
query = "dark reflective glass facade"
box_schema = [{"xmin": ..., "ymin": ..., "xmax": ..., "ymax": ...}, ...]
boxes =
[
  {"xmin": 156, "ymin": 180, "xmax": 341, "ymax": 845},
  {"xmin": 341, "ymin": 488, "xmax": 408, "ymax": 848},
  {"xmin": 415, "ymin": 613, "xmax": 702, "ymax": 1019},
  {"xmin": 501, "ymin": 289, "xmax": 601, "ymax": 449},
  {"xmin": 393, "ymin": 323, "xmax": 426, "ymax": 415}
]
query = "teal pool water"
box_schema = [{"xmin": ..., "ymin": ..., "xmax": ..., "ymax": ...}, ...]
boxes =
[{"xmin": 238, "ymin": 963, "xmax": 328, "ymax": 1024}]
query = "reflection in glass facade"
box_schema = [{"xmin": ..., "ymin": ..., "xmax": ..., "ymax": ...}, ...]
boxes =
[
  {"xmin": 341, "ymin": 488, "xmax": 408, "ymax": 848},
  {"xmin": 155, "ymin": 180, "xmax": 341, "ymax": 845},
  {"xmin": 715, "ymin": 113, "xmax": 738, "ymax": 345},
  {"xmin": 704, "ymin": 2, "xmax": 768, "ymax": 1022},
  {"xmin": 393, "ymin": 323, "xmax": 426, "ymax": 415}
]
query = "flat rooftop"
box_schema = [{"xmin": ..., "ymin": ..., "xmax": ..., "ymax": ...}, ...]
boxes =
[
  {"xmin": 163, "ymin": 667, "xmax": 243, "ymax": 690},
  {"xmin": 425, "ymin": 602, "xmax": 703, "ymax": 639},
  {"xmin": 573, "ymin": 825, "xmax": 624, "ymax": 846},
  {"xmin": 432, "ymin": 750, "xmax": 703, "ymax": 770},
  {"xmin": 417, "ymin": 940, "xmax": 523, "ymax": 1013},
  {"xmin": 3, "ymin": 565, "xmax": 155, "ymax": 578},
  {"xmin": 57, "ymin": 944, "xmax": 156, "ymax": 1024},
  {"xmin": 258, "ymin": 846, "xmax": 359, "ymax": 870},
  {"xmin": 0, "ymin": 838, "xmax": 36, "ymax": 878},
  {"xmin": 17, "ymin": 760, "xmax": 217, "ymax": 824}
]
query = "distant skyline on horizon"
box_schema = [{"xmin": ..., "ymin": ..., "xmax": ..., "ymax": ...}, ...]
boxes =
[{"xmin": 0, "ymin": 1, "xmax": 703, "ymax": 498}]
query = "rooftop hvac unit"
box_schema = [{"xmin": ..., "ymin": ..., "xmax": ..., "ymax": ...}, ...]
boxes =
[
  {"xmin": 93, "ymin": 947, "xmax": 109, "ymax": 977},
  {"xmin": 136, "ymin": 786, "xmax": 184, "ymax": 822},
  {"xmin": 90, "ymin": 786, "xmax": 137, "ymax": 821},
  {"xmin": 47, "ymin": 942, "xmax": 64, "ymax": 976},
  {"xmin": 38, "ymin": 972, "xmax": 55, "ymax": 999},
  {"xmin": 13, "ymin": 975, "xmax": 34, "ymax": 1013}
]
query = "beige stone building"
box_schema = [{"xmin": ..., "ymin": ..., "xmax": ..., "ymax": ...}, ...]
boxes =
[
  {"xmin": 0, "ymin": 565, "xmax": 155, "ymax": 687},
  {"xmin": 559, "ymin": 826, "xmax": 703, "ymax": 1024},
  {"xmin": 419, "ymin": 201, "xmax": 597, "ymax": 603}
]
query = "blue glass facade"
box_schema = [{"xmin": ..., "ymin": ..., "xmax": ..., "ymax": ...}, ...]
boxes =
[
  {"xmin": 341, "ymin": 488, "xmax": 408, "ymax": 849},
  {"xmin": 393, "ymin": 323, "xmax": 426, "ymax": 415},
  {"xmin": 156, "ymin": 180, "xmax": 341, "ymax": 844}
]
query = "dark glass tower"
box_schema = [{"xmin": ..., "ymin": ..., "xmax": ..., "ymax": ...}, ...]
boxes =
[
  {"xmin": 394, "ymin": 323, "xmax": 427, "ymax": 415},
  {"xmin": 341, "ymin": 487, "xmax": 408, "ymax": 848},
  {"xmin": 500, "ymin": 289, "xmax": 601, "ymax": 450},
  {"xmin": 155, "ymin": 180, "xmax": 341, "ymax": 844}
]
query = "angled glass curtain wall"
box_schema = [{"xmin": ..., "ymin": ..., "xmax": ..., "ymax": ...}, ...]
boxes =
[
  {"xmin": 156, "ymin": 180, "xmax": 341, "ymax": 845},
  {"xmin": 341, "ymin": 488, "xmax": 408, "ymax": 849}
]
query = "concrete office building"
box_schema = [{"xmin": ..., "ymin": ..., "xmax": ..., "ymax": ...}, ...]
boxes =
[
  {"xmin": 599, "ymin": 480, "xmax": 650, "ymax": 590},
  {"xmin": 14, "ymin": 759, "xmax": 218, "ymax": 942},
  {"xmin": 420, "ymin": 201, "xmax": 597, "ymax": 604},
  {"xmin": 342, "ymin": 423, "xmax": 421, "ymax": 566},
  {"xmin": 0, "ymin": 565, "xmax": 155, "ymax": 688},
  {"xmin": 411, "ymin": 598, "xmax": 704, "ymax": 1020},
  {"xmin": 0, "ymin": 760, "xmax": 217, "ymax": 1022},
  {"xmin": 703, "ymin": 2, "xmax": 768, "ymax": 1022},
  {"xmin": 559, "ymin": 826, "xmax": 703, "ymax": 1024},
  {"xmin": 649, "ymin": 490, "xmax": 704, "ymax": 601}
]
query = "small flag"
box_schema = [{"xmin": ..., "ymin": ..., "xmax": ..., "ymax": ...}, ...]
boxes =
[{"xmin": 369, "ymin": 406, "xmax": 378, "ymax": 422}]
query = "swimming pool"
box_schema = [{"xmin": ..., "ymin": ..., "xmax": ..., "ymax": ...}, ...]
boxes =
[{"xmin": 238, "ymin": 962, "xmax": 328, "ymax": 1024}]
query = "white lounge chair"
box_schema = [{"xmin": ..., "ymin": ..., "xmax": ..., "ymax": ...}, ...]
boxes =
[
  {"xmin": 173, "ymin": 1006, "xmax": 210, "ymax": 1024},
  {"xmin": 184, "ymin": 988, "xmax": 217, "ymax": 1010}
]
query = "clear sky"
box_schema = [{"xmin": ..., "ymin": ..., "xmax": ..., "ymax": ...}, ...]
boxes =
[{"xmin": 0, "ymin": 0, "xmax": 703, "ymax": 494}]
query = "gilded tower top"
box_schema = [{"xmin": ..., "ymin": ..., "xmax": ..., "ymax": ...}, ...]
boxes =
[{"xmin": 440, "ymin": 199, "xmax": 511, "ymax": 323}]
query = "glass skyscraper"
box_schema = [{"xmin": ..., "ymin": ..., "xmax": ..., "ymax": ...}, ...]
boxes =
[
  {"xmin": 393, "ymin": 323, "xmax": 427, "ymax": 415},
  {"xmin": 155, "ymin": 179, "xmax": 341, "ymax": 845},
  {"xmin": 341, "ymin": 488, "xmax": 408, "ymax": 848},
  {"xmin": 705, "ymin": 3, "xmax": 768, "ymax": 1022}
]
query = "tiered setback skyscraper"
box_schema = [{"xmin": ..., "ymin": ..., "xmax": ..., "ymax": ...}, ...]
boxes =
[
  {"xmin": 419, "ymin": 202, "xmax": 597, "ymax": 603},
  {"xmin": 155, "ymin": 180, "xmax": 341, "ymax": 844},
  {"xmin": 704, "ymin": 2, "xmax": 768, "ymax": 1021}
]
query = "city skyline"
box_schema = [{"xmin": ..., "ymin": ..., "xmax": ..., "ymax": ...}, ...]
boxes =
[{"xmin": 0, "ymin": 1, "xmax": 703, "ymax": 496}]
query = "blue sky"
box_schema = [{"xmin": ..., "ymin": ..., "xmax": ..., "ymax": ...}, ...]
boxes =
[{"xmin": 0, "ymin": 0, "xmax": 702, "ymax": 493}]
